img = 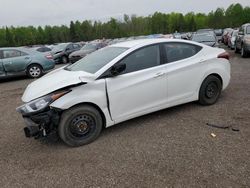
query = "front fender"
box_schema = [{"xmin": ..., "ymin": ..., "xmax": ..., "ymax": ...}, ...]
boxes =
[{"xmin": 50, "ymin": 79, "xmax": 114, "ymax": 127}]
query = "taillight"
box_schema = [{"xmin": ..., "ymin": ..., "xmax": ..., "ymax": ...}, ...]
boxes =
[
  {"xmin": 45, "ymin": 54, "xmax": 53, "ymax": 59},
  {"xmin": 217, "ymin": 52, "xmax": 230, "ymax": 60}
]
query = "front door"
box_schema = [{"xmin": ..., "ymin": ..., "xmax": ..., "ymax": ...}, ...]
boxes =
[{"xmin": 106, "ymin": 44, "xmax": 167, "ymax": 123}]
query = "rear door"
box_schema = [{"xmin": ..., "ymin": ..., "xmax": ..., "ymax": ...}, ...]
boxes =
[
  {"xmin": 2, "ymin": 49, "xmax": 31, "ymax": 73},
  {"xmin": 162, "ymin": 42, "xmax": 203, "ymax": 103}
]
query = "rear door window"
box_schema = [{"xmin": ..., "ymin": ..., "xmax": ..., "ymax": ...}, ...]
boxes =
[
  {"xmin": 163, "ymin": 43, "xmax": 202, "ymax": 63},
  {"xmin": 67, "ymin": 44, "xmax": 74, "ymax": 50},
  {"xmin": 3, "ymin": 50, "xmax": 22, "ymax": 59},
  {"xmin": 73, "ymin": 44, "xmax": 80, "ymax": 49}
]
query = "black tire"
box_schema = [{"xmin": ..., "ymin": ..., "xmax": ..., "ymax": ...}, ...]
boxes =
[
  {"xmin": 235, "ymin": 45, "xmax": 239, "ymax": 53},
  {"xmin": 61, "ymin": 56, "xmax": 68, "ymax": 64},
  {"xmin": 198, "ymin": 75, "xmax": 222, "ymax": 105},
  {"xmin": 241, "ymin": 44, "xmax": 247, "ymax": 58},
  {"xmin": 58, "ymin": 105, "xmax": 103, "ymax": 147},
  {"xmin": 27, "ymin": 64, "xmax": 43, "ymax": 78}
]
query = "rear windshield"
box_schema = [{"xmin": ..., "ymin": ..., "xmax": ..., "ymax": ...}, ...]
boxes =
[{"xmin": 65, "ymin": 47, "xmax": 128, "ymax": 74}]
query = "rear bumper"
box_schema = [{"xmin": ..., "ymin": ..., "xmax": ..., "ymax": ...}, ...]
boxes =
[{"xmin": 43, "ymin": 60, "xmax": 55, "ymax": 71}]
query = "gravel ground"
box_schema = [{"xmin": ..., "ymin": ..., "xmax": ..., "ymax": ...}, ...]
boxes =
[{"xmin": 0, "ymin": 48, "xmax": 250, "ymax": 188}]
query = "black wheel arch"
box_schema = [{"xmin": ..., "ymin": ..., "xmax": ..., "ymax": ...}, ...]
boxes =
[
  {"xmin": 26, "ymin": 63, "xmax": 44, "ymax": 72},
  {"xmin": 204, "ymin": 73, "xmax": 223, "ymax": 88}
]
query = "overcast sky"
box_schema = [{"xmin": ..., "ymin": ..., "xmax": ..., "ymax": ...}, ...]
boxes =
[{"xmin": 0, "ymin": 0, "xmax": 249, "ymax": 27}]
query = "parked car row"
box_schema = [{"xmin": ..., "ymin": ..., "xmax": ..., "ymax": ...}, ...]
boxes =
[
  {"xmin": 222, "ymin": 23, "xmax": 250, "ymax": 57},
  {"xmin": 1, "ymin": 23, "xmax": 248, "ymax": 80}
]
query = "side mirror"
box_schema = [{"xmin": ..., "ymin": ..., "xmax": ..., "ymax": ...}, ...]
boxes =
[{"xmin": 110, "ymin": 63, "xmax": 126, "ymax": 76}]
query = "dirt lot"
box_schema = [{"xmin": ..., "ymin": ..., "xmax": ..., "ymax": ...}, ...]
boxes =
[{"xmin": 0, "ymin": 48, "xmax": 250, "ymax": 188}]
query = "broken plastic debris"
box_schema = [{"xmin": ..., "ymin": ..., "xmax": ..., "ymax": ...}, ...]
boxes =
[
  {"xmin": 206, "ymin": 123, "xmax": 230, "ymax": 129},
  {"xmin": 211, "ymin": 133, "xmax": 216, "ymax": 138},
  {"xmin": 206, "ymin": 123, "xmax": 240, "ymax": 132}
]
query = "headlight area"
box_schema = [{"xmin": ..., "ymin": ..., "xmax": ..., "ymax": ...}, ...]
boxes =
[{"xmin": 16, "ymin": 91, "xmax": 69, "ymax": 138}]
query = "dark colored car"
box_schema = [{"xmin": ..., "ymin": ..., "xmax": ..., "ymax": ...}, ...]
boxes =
[
  {"xmin": 52, "ymin": 43, "xmax": 81, "ymax": 63},
  {"xmin": 191, "ymin": 33, "xmax": 219, "ymax": 47},
  {"xmin": 0, "ymin": 47, "xmax": 55, "ymax": 79},
  {"xmin": 69, "ymin": 42, "xmax": 107, "ymax": 63},
  {"xmin": 235, "ymin": 23, "xmax": 250, "ymax": 57}
]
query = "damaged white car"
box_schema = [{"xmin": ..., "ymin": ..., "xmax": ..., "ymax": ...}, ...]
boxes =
[{"xmin": 17, "ymin": 39, "xmax": 231, "ymax": 147}]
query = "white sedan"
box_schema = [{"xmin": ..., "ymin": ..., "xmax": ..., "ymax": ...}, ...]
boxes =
[{"xmin": 17, "ymin": 39, "xmax": 231, "ymax": 147}]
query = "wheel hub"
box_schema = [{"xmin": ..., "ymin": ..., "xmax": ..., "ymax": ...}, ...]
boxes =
[
  {"xmin": 29, "ymin": 67, "xmax": 41, "ymax": 77},
  {"xmin": 77, "ymin": 122, "xmax": 88, "ymax": 132},
  {"xmin": 69, "ymin": 114, "xmax": 95, "ymax": 137},
  {"xmin": 206, "ymin": 82, "xmax": 218, "ymax": 98}
]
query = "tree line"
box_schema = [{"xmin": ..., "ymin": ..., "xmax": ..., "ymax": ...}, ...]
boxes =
[{"xmin": 0, "ymin": 3, "xmax": 249, "ymax": 47}]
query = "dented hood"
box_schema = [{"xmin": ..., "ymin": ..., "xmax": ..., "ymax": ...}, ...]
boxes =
[{"xmin": 22, "ymin": 67, "xmax": 95, "ymax": 102}]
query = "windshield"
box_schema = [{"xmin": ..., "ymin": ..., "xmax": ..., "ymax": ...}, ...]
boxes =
[
  {"xmin": 81, "ymin": 43, "xmax": 97, "ymax": 50},
  {"xmin": 247, "ymin": 26, "xmax": 250, "ymax": 34},
  {"xmin": 52, "ymin": 43, "xmax": 68, "ymax": 52},
  {"xmin": 65, "ymin": 47, "xmax": 128, "ymax": 74},
  {"xmin": 192, "ymin": 35, "xmax": 215, "ymax": 42}
]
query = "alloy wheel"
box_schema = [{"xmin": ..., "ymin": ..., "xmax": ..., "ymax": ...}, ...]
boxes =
[{"xmin": 29, "ymin": 66, "xmax": 41, "ymax": 78}]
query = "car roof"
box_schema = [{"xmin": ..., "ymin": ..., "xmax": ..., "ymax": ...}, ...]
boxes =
[
  {"xmin": 0, "ymin": 47, "xmax": 28, "ymax": 51},
  {"xmin": 242, "ymin": 23, "xmax": 250, "ymax": 27},
  {"xmin": 110, "ymin": 38, "xmax": 200, "ymax": 48}
]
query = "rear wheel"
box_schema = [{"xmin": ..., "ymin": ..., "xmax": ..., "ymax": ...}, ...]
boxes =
[
  {"xmin": 61, "ymin": 56, "xmax": 68, "ymax": 64},
  {"xmin": 58, "ymin": 105, "xmax": 103, "ymax": 147},
  {"xmin": 27, "ymin": 64, "xmax": 43, "ymax": 78},
  {"xmin": 199, "ymin": 75, "xmax": 222, "ymax": 105},
  {"xmin": 241, "ymin": 44, "xmax": 247, "ymax": 58}
]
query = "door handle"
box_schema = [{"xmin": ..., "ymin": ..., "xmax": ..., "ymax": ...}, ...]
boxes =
[
  {"xmin": 25, "ymin": 57, "xmax": 30, "ymax": 60},
  {"xmin": 199, "ymin": 59, "xmax": 205, "ymax": 63},
  {"xmin": 154, "ymin": 72, "xmax": 165, "ymax": 78}
]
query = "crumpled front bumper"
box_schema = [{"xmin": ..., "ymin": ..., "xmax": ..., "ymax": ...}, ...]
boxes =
[{"xmin": 20, "ymin": 109, "xmax": 61, "ymax": 138}]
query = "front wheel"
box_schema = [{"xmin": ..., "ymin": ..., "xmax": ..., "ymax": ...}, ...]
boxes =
[
  {"xmin": 58, "ymin": 105, "xmax": 103, "ymax": 147},
  {"xmin": 199, "ymin": 75, "xmax": 222, "ymax": 105},
  {"xmin": 27, "ymin": 64, "xmax": 43, "ymax": 78}
]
